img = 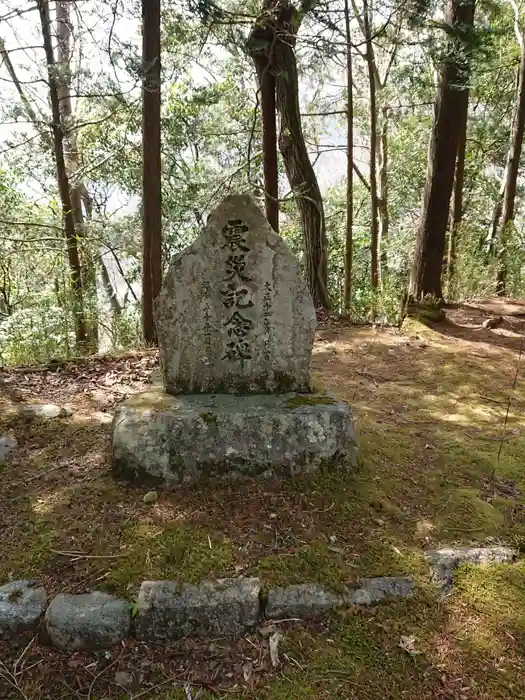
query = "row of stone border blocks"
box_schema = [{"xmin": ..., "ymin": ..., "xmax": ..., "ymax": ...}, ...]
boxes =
[{"xmin": 0, "ymin": 547, "xmax": 517, "ymax": 650}]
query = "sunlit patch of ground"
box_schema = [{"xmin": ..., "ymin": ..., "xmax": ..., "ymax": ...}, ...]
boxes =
[{"xmin": 0, "ymin": 301, "xmax": 524, "ymax": 698}]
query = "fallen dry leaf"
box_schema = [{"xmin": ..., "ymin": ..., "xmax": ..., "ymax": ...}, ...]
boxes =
[
  {"xmin": 399, "ymin": 634, "xmax": 420, "ymax": 655},
  {"xmin": 269, "ymin": 631, "xmax": 283, "ymax": 668}
]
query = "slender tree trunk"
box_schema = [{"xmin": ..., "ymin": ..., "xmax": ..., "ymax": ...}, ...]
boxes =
[
  {"xmin": 343, "ymin": 0, "xmax": 353, "ymax": 311},
  {"xmin": 261, "ymin": 67, "xmax": 279, "ymax": 232},
  {"xmin": 378, "ymin": 106, "xmax": 389, "ymax": 285},
  {"xmin": 142, "ymin": 0, "xmax": 162, "ymax": 344},
  {"xmin": 493, "ymin": 24, "xmax": 525, "ymax": 296},
  {"xmin": 408, "ymin": 0, "xmax": 475, "ymax": 302},
  {"xmin": 250, "ymin": 1, "xmax": 330, "ymax": 309},
  {"xmin": 248, "ymin": 30, "xmax": 279, "ymax": 232},
  {"xmin": 446, "ymin": 89, "xmax": 469, "ymax": 298},
  {"xmin": 56, "ymin": 1, "xmax": 98, "ymax": 352},
  {"xmin": 37, "ymin": 0, "xmax": 88, "ymax": 349},
  {"xmin": 362, "ymin": 0, "xmax": 379, "ymax": 291}
]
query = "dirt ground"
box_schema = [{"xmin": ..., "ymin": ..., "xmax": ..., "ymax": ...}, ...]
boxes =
[{"xmin": 0, "ymin": 298, "xmax": 524, "ymax": 699}]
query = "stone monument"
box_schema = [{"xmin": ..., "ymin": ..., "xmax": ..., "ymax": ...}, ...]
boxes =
[{"xmin": 112, "ymin": 194, "xmax": 357, "ymax": 485}]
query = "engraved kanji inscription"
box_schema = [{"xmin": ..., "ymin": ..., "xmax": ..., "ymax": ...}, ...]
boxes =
[
  {"xmin": 224, "ymin": 310, "xmax": 254, "ymax": 339},
  {"xmin": 220, "ymin": 284, "xmax": 253, "ymax": 309},
  {"xmin": 223, "ymin": 340, "xmax": 252, "ymax": 361},
  {"xmin": 221, "ymin": 219, "xmax": 250, "ymax": 252},
  {"xmin": 224, "ymin": 255, "xmax": 252, "ymax": 283},
  {"xmin": 202, "ymin": 280, "xmax": 213, "ymax": 359},
  {"xmin": 262, "ymin": 281, "xmax": 272, "ymax": 362}
]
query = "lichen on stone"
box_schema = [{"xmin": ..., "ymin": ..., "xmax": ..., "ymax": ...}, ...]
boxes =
[{"xmin": 285, "ymin": 394, "xmax": 337, "ymax": 409}]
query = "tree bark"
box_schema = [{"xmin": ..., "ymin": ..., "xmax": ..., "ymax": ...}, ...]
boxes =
[
  {"xmin": 37, "ymin": 0, "xmax": 88, "ymax": 349},
  {"xmin": 261, "ymin": 67, "xmax": 279, "ymax": 232},
  {"xmin": 249, "ymin": 1, "xmax": 330, "ymax": 309},
  {"xmin": 492, "ymin": 23, "xmax": 525, "ymax": 296},
  {"xmin": 362, "ymin": 0, "xmax": 379, "ymax": 291},
  {"xmin": 56, "ymin": 1, "xmax": 99, "ymax": 352},
  {"xmin": 446, "ymin": 89, "xmax": 469, "ymax": 297},
  {"xmin": 408, "ymin": 0, "xmax": 475, "ymax": 302},
  {"xmin": 343, "ymin": 0, "xmax": 353, "ymax": 311},
  {"xmin": 142, "ymin": 0, "xmax": 162, "ymax": 344},
  {"xmin": 378, "ymin": 106, "xmax": 389, "ymax": 285},
  {"xmin": 249, "ymin": 35, "xmax": 279, "ymax": 232}
]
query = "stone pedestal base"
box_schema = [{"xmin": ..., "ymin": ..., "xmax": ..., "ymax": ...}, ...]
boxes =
[{"xmin": 111, "ymin": 387, "xmax": 357, "ymax": 486}]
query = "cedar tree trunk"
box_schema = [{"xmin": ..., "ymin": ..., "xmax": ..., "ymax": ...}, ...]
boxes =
[
  {"xmin": 142, "ymin": 0, "xmax": 162, "ymax": 344},
  {"xmin": 409, "ymin": 0, "xmax": 475, "ymax": 302}
]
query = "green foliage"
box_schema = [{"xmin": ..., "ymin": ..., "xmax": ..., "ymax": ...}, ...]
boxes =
[{"xmin": 0, "ymin": 0, "xmax": 524, "ymax": 366}]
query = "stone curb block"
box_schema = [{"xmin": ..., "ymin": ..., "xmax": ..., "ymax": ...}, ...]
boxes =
[
  {"xmin": 266, "ymin": 583, "xmax": 343, "ymax": 620},
  {"xmin": 3, "ymin": 548, "xmax": 519, "ymax": 651},
  {"xmin": 44, "ymin": 592, "xmax": 131, "ymax": 650},
  {"xmin": 0, "ymin": 580, "xmax": 47, "ymax": 641},
  {"xmin": 135, "ymin": 578, "xmax": 261, "ymax": 643},
  {"xmin": 266, "ymin": 577, "xmax": 415, "ymax": 620},
  {"xmin": 425, "ymin": 546, "xmax": 518, "ymax": 594},
  {"xmin": 344, "ymin": 576, "xmax": 415, "ymax": 606}
]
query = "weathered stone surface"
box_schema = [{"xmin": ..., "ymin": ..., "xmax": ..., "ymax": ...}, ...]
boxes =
[
  {"xmin": 18, "ymin": 403, "xmax": 72, "ymax": 419},
  {"xmin": 344, "ymin": 577, "xmax": 415, "ymax": 605},
  {"xmin": 112, "ymin": 388, "xmax": 357, "ymax": 485},
  {"xmin": 0, "ymin": 580, "xmax": 47, "ymax": 640},
  {"xmin": 135, "ymin": 578, "xmax": 260, "ymax": 642},
  {"xmin": 265, "ymin": 577, "xmax": 414, "ymax": 620},
  {"xmin": 425, "ymin": 546, "xmax": 517, "ymax": 593},
  {"xmin": 0, "ymin": 435, "xmax": 17, "ymax": 462},
  {"xmin": 44, "ymin": 592, "xmax": 131, "ymax": 650},
  {"xmin": 155, "ymin": 194, "xmax": 316, "ymax": 394},
  {"xmin": 266, "ymin": 584, "xmax": 343, "ymax": 620}
]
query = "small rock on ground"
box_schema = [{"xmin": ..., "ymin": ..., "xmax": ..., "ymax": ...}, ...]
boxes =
[
  {"xmin": 114, "ymin": 671, "xmax": 136, "ymax": 689},
  {"xmin": 44, "ymin": 592, "xmax": 131, "ymax": 650},
  {"xmin": 0, "ymin": 435, "xmax": 17, "ymax": 462},
  {"xmin": 425, "ymin": 546, "xmax": 518, "ymax": 593},
  {"xmin": 0, "ymin": 580, "xmax": 47, "ymax": 641},
  {"xmin": 135, "ymin": 578, "xmax": 260, "ymax": 642},
  {"xmin": 18, "ymin": 403, "xmax": 72, "ymax": 419}
]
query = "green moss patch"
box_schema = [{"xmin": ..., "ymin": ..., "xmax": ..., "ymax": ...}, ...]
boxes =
[
  {"xmin": 254, "ymin": 538, "xmax": 350, "ymax": 591},
  {"xmin": 285, "ymin": 394, "xmax": 337, "ymax": 409},
  {"xmin": 104, "ymin": 523, "xmax": 237, "ymax": 596},
  {"xmin": 436, "ymin": 488, "xmax": 505, "ymax": 538}
]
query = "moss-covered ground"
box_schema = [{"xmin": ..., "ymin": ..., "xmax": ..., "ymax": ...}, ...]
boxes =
[{"xmin": 1, "ymin": 300, "xmax": 525, "ymax": 698}]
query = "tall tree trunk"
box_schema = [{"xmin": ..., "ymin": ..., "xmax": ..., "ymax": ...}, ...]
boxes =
[
  {"xmin": 56, "ymin": 1, "xmax": 98, "ymax": 352},
  {"xmin": 446, "ymin": 89, "xmax": 469, "ymax": 298},
  {"xmin": 343, "ymin": 0, "xmax": 353, "ymax": 311},
  {"xmin": 408, "ymin": 0, "xmax": 475, "ymax": 302},
  {"xmin": 378, "ymin": 106, "xmax": 389, "ymax": 285},
  {"xmin": 248, "ymin": 20, "xmax": 279, "ymax": 233},
  {"xmin": 493, "ymin": 23, "xmax": 525, "ymax": 296},
  {"xmin": 261, "ymin": 67, "xmax": 279, "ymax": 232},
  {"xmin": 250, "ymin": 1, "xmax": 330, "ymax": 309},
  {"xmin": 362, "ymin": 0, "xmax": 379, "ymax": 291},
  {"xmin": 142, "ymin": 0, "xmax": 162, "ymax": 344},
  {"xmin": 37, "ymin": 0, "xmax": 88, "ymax": 350}
]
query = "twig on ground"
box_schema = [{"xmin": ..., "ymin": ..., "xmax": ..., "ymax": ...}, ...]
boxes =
[
  {"xmin": 87, "ymin": 647, "xmax": 124, "ymax": 700},
  {"xmin": 25, "ymin": 463, "xmax": 67, "ymax": 483},
  {"xmin": 50, "ymin": 549, "xmax": 126, "ymax": 561}
]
